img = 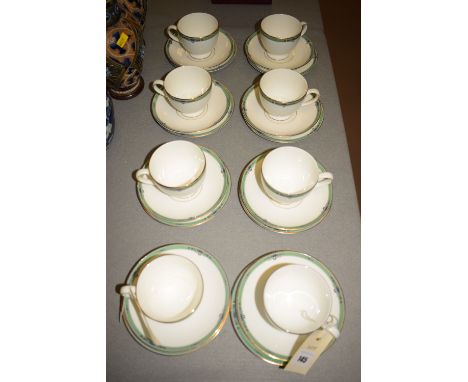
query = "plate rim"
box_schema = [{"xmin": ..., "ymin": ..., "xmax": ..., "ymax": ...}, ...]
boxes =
[{"xmin": 122, "ymin": 243, "xmax": 231, "ymax": 355}]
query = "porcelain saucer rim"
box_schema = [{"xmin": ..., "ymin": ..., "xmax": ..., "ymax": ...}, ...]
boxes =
[
  {"xmin": 238, "ymin": 151, "xmax": 333, "ymax": 233},
  {"xmin": 151, "ymin": 80, "xmax": 234, "ymax": 138},
  {"xmin": 165, "ymin": 28, "xmax": 237, "ymax": 72},
  {"xmin": 137, "ymin": 147, "xmax": 231, "ymax": 227},
  {"xmin": 244, "ymin": 31, "xmax": 318, "ymax": 74},
  {"xmin": 240, "ymin": 84, "xmax": 324, "ymax": 143}
]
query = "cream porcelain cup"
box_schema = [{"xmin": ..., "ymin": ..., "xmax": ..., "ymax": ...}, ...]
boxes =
[
  {"xmin": 121, "ymin": 255, "xmax": 204, "ymax": 323},
  {"xmin": 261, "ymin": 147, "xmax": 333, "ymax": 207},
  {"xmin": 263, "ymin": 264, "xmax": 339, "ymax": 336},
  {"xmin": 259, "ymin": 14, "xmax": 307, "ymax": 61},
  {"xmin": 152, "ymin": 66, "xmax": 212, "ymax": 118},
  {"xmin": 167, "ymin": 12, "xmax": 219, "ymax": 60},
  {"xmin": 135, "ymin": 140, "xmax": 206, "ymax": 201},
  {"xmin": 259, "ymin": 68, "xmax": 320, "ymax": 121}
]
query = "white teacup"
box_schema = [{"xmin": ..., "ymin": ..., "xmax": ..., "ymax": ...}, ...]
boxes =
[
  {"xmin": 264, "ymin": 264, "xmax": 339, "ymax": 336},
  {"xmin": 152, "ymin": 66, "xmax": 212, "ymax": 118},
  {"xmin": 167, "ymin": 12, "xmax": 219, "ymax": 60},
  {"xmin": 259, "ymin": 68, "xmax": 320, "ymax": 121},
  {"xmin": 120, "ymin": 254, "xmax": 204, "ymax": 323},
  {"xmin": 261, "ymin": 147, "xmax": 333, "ymax": 207},
  {"xmin": 259, "ymin": 14, "xmax": 307, "ymax": 61},
  {"xmin": 135, "ymin": 140, "xmax": 206, "ymax": 201}
]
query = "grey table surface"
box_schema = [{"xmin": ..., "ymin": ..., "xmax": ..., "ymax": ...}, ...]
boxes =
[{"xmin": 107, "ymin": 0, "xmax": 360, "ymax": 381}]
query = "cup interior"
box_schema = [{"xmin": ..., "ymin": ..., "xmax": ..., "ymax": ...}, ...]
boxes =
[
  {"xmin": 136, "ymin": 254, "xmax": 204, "ymax": 322},
  {"xmin": 263, "ymin": 264, "xmax": 332, "ymax": 334},
  {"xmin": 260, "ymin": 69, "xmax": 308, "ymax": 104},
  {"xmin": 150, "ymin": 140, "xmax": 205, "ymax": 188},
  {"xmin": 261, "ymin": 14, "xmax": 301, "ymax": 39},
  {"xmin": 164, "ymin": 66, "xmax": 211, "ymax": 100},
  {"xmin": 178, "ymin": 12, "xmax": 218, "ymax": 38},
  {"xmin": 262, "ymin": 147, "xmax": 319, "ymax": 195}
]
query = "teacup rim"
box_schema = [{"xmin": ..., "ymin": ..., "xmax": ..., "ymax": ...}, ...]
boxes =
[
  {"xmin": 263, "ymin": 263, "xmax": 333, "ymax": 335},
  {"xmin": 164, "ymin": 66, "xmax": 213, "ymax": 103},
  {"xmin": 260, "ymin": 13, "xmax": 302, "ymax": 42},
  {"xmin": 133, "ymin": 253, "xmax": 205, "ymax": 324},
  {"xmin": 259, "ymin": 69, "xmax": 308, "ymax": 106},
  {"xmin": 177, "ymin": 12, "xmax": 219, "ymax": 41},
  {"xmin": 149, "ymin": 141, "xmax": 207, "ymax": 189},
  {"xmin": 262, "ymin": 147, "xmax": 318, "ymax": 196},
  {"xmin": 259, "ymin": 86, "xmax": 306, "ymax": 107}
]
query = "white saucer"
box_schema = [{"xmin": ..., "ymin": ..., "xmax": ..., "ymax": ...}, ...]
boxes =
[
  {"xmin": 151, "ymin": 80, "xmax": 234, "ymax": 138},
  {"xmin": 238, "ymin": 151, "xmax": 332, "ymax": 233},
  {"xmin": 137, "ymin": 146, "xmax": 230, "ymax": 227},
  {"xmin": 122, "ymin": 244, "xmax": 230, "ymax": 355},
  {"xmin": 231, "ymin": 251, "xmax": 345, "ymax": 366},
  {"xmin": 165, "ymin": 29, "xmax": 237, "ymax": 72},
  {"xmin": 244, "ymin": 32, "xmax": 317, "ymax": 74},
  {"xmin": 241, "ymin": 84, "xmax": 324, "ymax": 143}
]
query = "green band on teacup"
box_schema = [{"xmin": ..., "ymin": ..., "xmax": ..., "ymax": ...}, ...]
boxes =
[
  {"xmin": 166, "ymin": 82, "xmax": 213, "ymax": 104},
  {"xmin": 260, "ymin": 28, "xmax": 302, "ymax": 43},
  {"xmin": 261, "ymin": 173, "xmax": 312, "ymax": 199},
  {"xmin": 259, "ymin": 87, "xmax": 306, "ymax": 107},
  {"xmin": 178, "ymin": 27, "xmax": 219, "ymax": 42}
]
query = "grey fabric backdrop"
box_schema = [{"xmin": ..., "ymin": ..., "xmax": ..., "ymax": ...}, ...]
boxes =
[{"xmin": 107, "ymin": 0, "xmax": 360, "ymax": 380}]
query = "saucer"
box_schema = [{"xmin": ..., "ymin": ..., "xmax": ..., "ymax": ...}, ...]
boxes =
[
  {"xmin": 165, "ymin": 29, "xmax": 237, "ymax": 72},
  {"xmin": 244, "ymin": 32, "xmax": 317, "ymax": 74},
  {"xmin": 241, "ymin": 84, "xmax": 324, "ymax": 143},
  {"xmin": 238, "ymin": 151, "xmax": 332, "ymax": 233},
  {"xmin": 151, "ymin": 80, "xmax": 234, "ymax": 138},
  {"xmin": 122, "ymin": 244, "xmax": 230, "ymax": 355},
  {"xmin": 137, "ymin": 146, "xmax": 231, "ymax": 227},
  {"xmin": 231, "ymin": 251, "xmax": 345, "ymax": 366}
]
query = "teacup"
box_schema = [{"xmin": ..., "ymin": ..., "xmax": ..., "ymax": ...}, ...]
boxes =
[
  {"xmin": 167, "ymin": 12, "xmax": 219, "ymax": 60},
  {"xmin": 261, "ymin": 147, "xmax": 333, "ymax": 207},
  {"xmin": 152, "ymin": 66, "xmax": 212, "ymax": 118},
  {"xmin": 263, "ymin": 264, "xmax": 339, "ymax": 336},
  {"xmin": 135, "ymin": 140, "xmax": 206, "ymax": 201},
  {"xmin": 259, "ymin": 14, "xmax": 307, "ymax": 61},
  {"xmin": 120, "ymin": 254, "xmax": 204, "ymax": 323},
  {"xmin": 259, "ymin": 68, "xmax": 320, "ymax": 121}
]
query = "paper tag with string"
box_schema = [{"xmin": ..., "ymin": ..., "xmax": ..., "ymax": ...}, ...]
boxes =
[{"xmin": 283, "ymin": 329, "xmax": 335, "ymax": 375}]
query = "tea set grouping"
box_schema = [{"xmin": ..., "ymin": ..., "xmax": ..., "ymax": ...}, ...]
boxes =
[{"xmin": 114, "ymin": 10, "xmax": 344, "ymax": 372}]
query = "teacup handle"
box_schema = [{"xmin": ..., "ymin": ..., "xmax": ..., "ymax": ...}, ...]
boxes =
[
  {"xmin": 301, "ymin": 89, "xmax": 320, "ymax": 106},
  {"xmin": 300, "ymin": 21, "xmax": 308, "ymax": 36},
  {"xmin": 135, "ymin": 168, "xmax": 155, "ymax": 185},
  {"xmin": 317, "ymin": 171, "xmax": 334, "ymax": 186},
  {"xmin": 120, "ymin": 285, "xmax": 136, "ymax": 297},
  {"xmin": 167, "ymin": 25, "xmax": 179, "ymax": 42},
  {"xmin": 152, "ymin": 80, "xmax": 165, "ymax": 97},
  {"xmin": 322, "ymin": 314, "xmax": 340, "ymax": 338},
  {"xmin": 119, "ymin": 285, "xmax": 161, "ymax": 346}
]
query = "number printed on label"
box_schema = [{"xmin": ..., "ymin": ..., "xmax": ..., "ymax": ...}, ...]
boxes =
[{"xmin": 292, "ymin": 350, "xmax": 316, "ymax": 368}]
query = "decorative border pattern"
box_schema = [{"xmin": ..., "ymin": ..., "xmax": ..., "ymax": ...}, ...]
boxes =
[
  {"xmin": 165, "ymin": 82, "xmax": 212, "ymax": 104},
  {"xmin": 230, "ymin": 251, "xmax": 345, "ymax": 366},
  {"xmin": 122, "ymin": 244, "xmax": 230, "ymax": 355},
  {"xmin": 244, "ymin": 32, "xmax": 318, "ymax": 74},
  {"xmin": 259, "ymin": 28, "xmax": 302, "ymax": 43},
  {"xmin": 238, "ymin": 151, "xmax": 332, "ymax": 234},
  {"xmin": 151, "ymin": 81, "xmax": 234, "ymax": 138},
  {"xmin": 165, "ymin": 29, "xmax": 237, "ymax": 73},
  {"xmin": 240, "ymin": 85, "xmax": 324, "ymax": 143},
  {"xmin": 179, "ymin": 27, "xmax": 219, "ymax": 42},
  {"xmin": 137, "ymin": 147, "xmax": 231, "ymax": 227}
]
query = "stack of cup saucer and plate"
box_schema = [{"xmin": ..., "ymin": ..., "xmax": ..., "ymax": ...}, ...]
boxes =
[
  {"xmin": 117, "ymin": 11, "xmax": 345, "ymax": 371},
  {"xmin": 231, "ymin": 250, "xmax": 345, "ymax": 366}
]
